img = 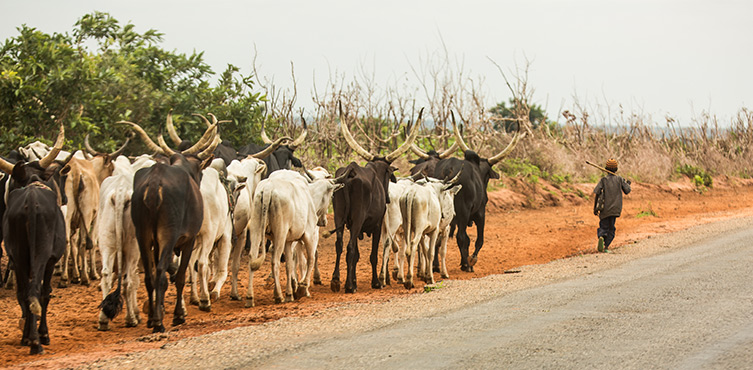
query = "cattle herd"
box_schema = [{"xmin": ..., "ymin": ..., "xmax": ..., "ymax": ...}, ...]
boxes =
[{"xmin": 0, "ymin": 108, "xmax": 522, "ymax": 354}]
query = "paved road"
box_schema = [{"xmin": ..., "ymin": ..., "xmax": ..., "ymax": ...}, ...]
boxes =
[{"xmin": 253, "ymin": 225, "xmax": 753, "ymax": 369}]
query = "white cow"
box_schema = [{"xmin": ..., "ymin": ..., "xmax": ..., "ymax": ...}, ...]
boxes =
[
  {"xmin": 246, "ymin": 170, "xmax": 341, "ymax": 305},
  {"xmin": 225, "ymin": 157, "xmax": 267, "ymax": 301},
  {"xmin": 400, "ymin": 177, "xmax": 462, "ymax": 288},
  {"xmin": 97, "ymin": 155, "xmax": 155, "ymax": 330},
  {"xmin": 18, "ymin": 140, "xmax": 72, "ymax": 162},
  {"xmin": 378, "ymin": 178, "xmax": 411, "ymax": 287},
  {"xmin": 188, "ymin": 159, "xmax": 233, "ymax": 311}
]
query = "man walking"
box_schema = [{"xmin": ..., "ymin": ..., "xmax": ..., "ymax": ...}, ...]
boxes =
[{"xmin": 593, "ymin": 158, "xmax": 631, "ymax": 252}]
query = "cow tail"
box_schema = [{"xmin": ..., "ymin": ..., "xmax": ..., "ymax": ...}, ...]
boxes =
[
  {"xmin": 100, "ymin": 199, "xmax": 124, "ymax": 319},
  {"xmin": 248, "ymin": 190, "xmax": 268, "ymax": 271},
  {"xmin": 27, "ymin": 208, "xmax": 42, "ymax": 316},
  {"xmin": 404, "ymin": 192, "xmax": 414, "ymax": 258}
]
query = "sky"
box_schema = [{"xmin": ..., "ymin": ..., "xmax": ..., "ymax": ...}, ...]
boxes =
[{"xmin": 2, "ymin": 0, "xmax": 751, "ymax": 126}]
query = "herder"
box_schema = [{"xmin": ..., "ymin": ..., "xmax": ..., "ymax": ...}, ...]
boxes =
[{"xmin": 593, "ymin": 158, "xmax": 631, "ymax": 252}]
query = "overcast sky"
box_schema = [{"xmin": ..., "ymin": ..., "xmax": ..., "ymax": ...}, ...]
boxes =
[{"xmin": 2, "ymin": 0, "xmax": 751, "ymax": 126}]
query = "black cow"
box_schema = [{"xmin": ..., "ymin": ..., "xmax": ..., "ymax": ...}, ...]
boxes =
[
  {"xmin": 432, "ymin": 113, "xmax": 524, "ymax": 272},
  {"xmin": 0, "ymin": 125, "xmax": 67, "ymax": 355},
  {"xmin": 113, "ymin": 118, "xmax": 219, "ymax": 333},
  {"xmin": 237, "ymin": 120, "xmax": 307, "ymax": 177},
  {"xmin": 409, "ymin": 141, "xmax": 459, "ymax": 177},
  {"xmin": 328, "ymin": 108, "xmax": 422, "ymax": 293}
]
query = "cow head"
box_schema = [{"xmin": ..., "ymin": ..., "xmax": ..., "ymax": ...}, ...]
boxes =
[
  {"xmin": 83, "ymin": 132, "xmax": 132, "ymax": 184},
  {"xmin": 450, "ymin": 111, "xmax": 524, "ymax": 186},
  {"xmin": 0, "ymin": 124, "xmax": 68, "ymax": 203}
]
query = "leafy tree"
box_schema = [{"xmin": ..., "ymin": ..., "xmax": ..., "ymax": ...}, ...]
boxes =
[
  {"xmin": 0, "ymin": 11, "xmax": 266, "ymax": 156},
  {"xmin": 490, "ymin": 98, "xmax": 548, "ymax": 132}
]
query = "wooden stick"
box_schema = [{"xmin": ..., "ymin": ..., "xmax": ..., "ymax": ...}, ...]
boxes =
[{"xmin": 585, "ymin": 160, "xmax": 617, "ymax": 176}]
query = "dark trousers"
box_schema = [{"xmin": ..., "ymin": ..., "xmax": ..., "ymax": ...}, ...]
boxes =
[{"xmin": 597, "ymin": 216, "xmax": 617, "ymax": 248}]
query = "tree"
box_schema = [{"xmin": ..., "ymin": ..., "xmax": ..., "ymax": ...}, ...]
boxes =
[
  {"xmin": 0, "ymin": 12, "xmax": 266, "ymax": 155},
  {"xmin": 490, "ymin": 98, "xmax": 548, "ymax": 132}
]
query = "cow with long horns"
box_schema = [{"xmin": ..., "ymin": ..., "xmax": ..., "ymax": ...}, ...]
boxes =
[
  {"xmin": 432, "ymin": 112, "xmax": 524, "ymax": 272},
  {"xmin": 327, "ymin": 106, "xmax": 422, "ymax": 293},
  {"xmin": 1, "ymin": 125, "xmax": 68, "ymax": 354},
  {"xmin": 106, "ymin": 118, "xmax": 219, "ymax": 332}
]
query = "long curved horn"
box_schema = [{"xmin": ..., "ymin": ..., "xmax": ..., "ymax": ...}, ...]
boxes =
[
  {"xmin": 250, "ymin": 136, "xmax": 292, "ymax": 159},
  {"xmin": 165, "ymin": 109, "xmax": 183, "ymax": 146},
  {"xmin": 39, "ymin": 123, "xmax": 65, "ymax": 168},
  {"xmin": 197, "ymin": 134, "xmax": 222, "ymax": 160},
  {"xmin": 487, "ymin": 127, "xmax": 525, "ymax": 166},
  {"xmin": 289, "ymin": 116, "xmax": 307, "ymax": 149},
  {"xmin": 410, "ymin": 143, "xmax": 430, "ymax": 159},
  {"xmin": 438, "ymin": 140, "xmax": 460, "ymax": 159},
  {"xmin": 109, "ymin": 134, "xmax": 131, "ymax": 158},
  {"xmin": 182, "ymin": 122, "xmax": 218, "ymax": 155},
  {"xmin": 385, "ymin": 108, "xmax": 423, "ymax": 163},
  {"xmin": 259, "ymin": 120, "xmax": 273, "ymax": 145},
  {"xmin": 0, "ymin": 156, "xmax": 14, "ymax": 174},
  {"xmin": 450, "ymin": 111, "xmax": 471, "ymax": 152},
  {"xmin": 443, "ymin": 167, "xmax": 463, "ymax": 185},
  {"xmin": 117, "ymin": 121, "xmax": 166, "ymax": 156},
  {"xmin": 339, "ymin": 115, "xmax": 375, "ymax": 162},
  {"xmin": 192, "ymin": 113, "xmax": 212, "ymax": 128},
  {"xmin": 157, "ymin": 134, "xmax": 178, "ymax": 156},
  {"xmin": 84, "ymin": 133, "xmax": 100, "ymax": 155}
]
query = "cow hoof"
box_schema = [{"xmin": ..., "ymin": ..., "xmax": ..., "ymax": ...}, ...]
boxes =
[
  {"xmin": 403, "ymin": 281, "xmax": 414, "ymax": 290},
  {"xmin": 371, "ymin": 281, "xmax": 383, "ymax": 290},
  {"xmin": 29, "ymin": 344, "xmax": 44, "ymax": 355},
  {"xmin": 330, "ymin": 279, "xmax": 341, "ymax": 293},
  {"xmin": 98, "ymin": 322, "xmax": 110, "ymax": 331},
  {"xmin": 396, "ymin": 278, "xmax": 405, "ymax": 284},
  {"xmin": 274, "ymin": 296, "xmax": 284, "ymax": 304},
  {"xmin": 294, "ymin": 287, "xmax": 309, "ymax": 300},
  {"xmin": 72, "ymin": 277, "xmax": 80, "ymax": 284},
  {"xmin": 125, "ymin": 320, "xmax": 139, "ymax": 328},
  {"xmin": 189, "ymin": 296, "xmax": 199, "ymax": 306},
  {"xmin": 391, "ymin": 269, "xmax": 398, "ymax": 280},
  {"xmin": 210, "ymin": 291, "xmax": 220, "ymax": 301},
  {"xmin": 441, "ymin": 274, "xmax": 450, "ymax": 279},
  {"xmin": 199, "ymin": 301, "xmax": 211, "ymax": 312},
  {"xmin": 469, "ymin": 255, "xmax": 477, "ymax": 267},
  {"xmin": 433, "ymin": 265, "xmax": 440, "ymax": 273},
  {"xmin": 284, "ymin": 294, "xmax": 294, "ymax": 303},
  {"xmin": 230, "ymin": 293, "xmax": 241, "ymax": 301},
  {"xmin": 21, "ymin": 338, "xmax": 31, "ymax": 346},
  {"xmin": 460, "ymin": 264, "xmax": 471, "ymax": 272},
  {"xmin": 153, "ymin": 324, "xmax": 166, "ymax": 333},
  {"xmin": 245, "ymin": 297, "xmax": 255, "ymax": 308},
  {"xmin": 344, "ymin": 284, "xmax": 357, "ymax": 294},
  {"xmin": 80, "ymin": 279, "xmax": 90, "ymax": 286},
  {"xmin": 313, "ymin": 277, "xmax": 323, "ymax": 285},
  {"xmin": 40, "ymin": 335, "xmax": 50, "ymax": 345}
]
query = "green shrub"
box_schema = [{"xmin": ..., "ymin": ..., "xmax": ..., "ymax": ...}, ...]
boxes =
[{"xmin": 676, "ymin": 164, "xmax": 713, "ymax": 188}]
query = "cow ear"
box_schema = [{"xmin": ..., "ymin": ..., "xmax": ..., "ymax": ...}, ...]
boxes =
[
  {"xmin": 11, "ymin": 162, "xmax": 29, "ymax": 184},
  {"xmin": 490, "ymin": 168, "xmax": 500, "ymax": 180},
  {"xmin": 61, "ymin": 164, "xmax": 72, "ymax": 176}
]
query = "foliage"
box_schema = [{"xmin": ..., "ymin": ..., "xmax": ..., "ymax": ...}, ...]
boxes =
[
  {"xmin": 676, "ymin": 164, "xmax": 713, "ymax": 190},
  {"xmin": 0, "ymin": 12, "xmax": 266, "ymax": 156},
  {"xmin": 635, "ymin": 202, "xmax": 658, "ymax": 218},
  {"xmin": 490, "ymin": 98, "xmax": 549, "ymax": 131}
]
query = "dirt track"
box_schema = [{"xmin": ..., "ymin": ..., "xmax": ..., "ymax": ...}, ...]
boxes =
[{"xmin": 2, "ymin": 176, "xmax": 753, "ymax": 368}]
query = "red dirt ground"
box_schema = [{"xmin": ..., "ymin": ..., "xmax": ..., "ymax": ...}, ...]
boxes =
[{"xmin": 2, "ymin": 175, "xmax": 753, "ymax": 369}]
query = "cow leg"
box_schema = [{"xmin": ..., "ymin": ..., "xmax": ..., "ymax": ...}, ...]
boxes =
[
  {"xmin": 312, "ymin": 250, "xmax": 322, "ymax": 285},
  {"xmin": 15, "ymin": 265, "xmax": 32, "ymax": 346},
  {"xmin": 424, "ymin": 232, "xmax": 439, "ymax": 284},
  {"xmin": 210, "ymin": 234, "xmax": 231, "ymax": 302},
  {"xmin": 38, "ymin": 259, "xmax": 55, "ymax": 347},
  {"xmin": 193, "ymin": 237, "xmax": 212, "ymax": 311},
  {"xmin": 469, "ymin": 213, "xmax": 485, "ymax": 268},
  {"xmin": 295, "ymin": 233, "xmax": 317, "ymax": 300},
  {"xmin": 124, "ymin": 253, "xmax": 141, "ymax": 327},
  {"xmin": 89, "ymin": 246, "xmax": 100, "ymax": 281},
  {"xmin": 172, "ymin": 241, "xmax": 193, "ymax": 328},
  {"xmin": 394, "ymin": 233, "xmax": 406, "ymax": 284},
  {"xmin": 188, "ymin": 251, "xmax": 201, "ymax": 306},
  {"xmin": 379, "ymin": 233, "xmax": 391, "ymax": 287},
  {"xmin": 456, "ymin": 224, "xmax": 472, "ymax": 272},
  {"xmin": 404, "ymin": 228, "xmax": 419, "ymax": 290},
  {"xmin": 438, "ymin": 227, "xmax": 450, "ymax": 279},
  {"xmin": 98, "ymin": 242, "xmax": 117, "ymax": 331},
  {"xmin": 370, "ymin": 229, "xmax": 383, "ymax": 290},
  {"xmin": 229, "ymin": 230, "xmax": 246, "ymax": 300},
  {"xmin": 330, "ymin": 229, "xmax": 344, "ymax": 292},
  {"xmin": 271, "ymin": 235, "xmax": 287, "ymax": 303},
  {"xmin": 283, "ymin": 241, "xmax": 295, "ymax": 303}
]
